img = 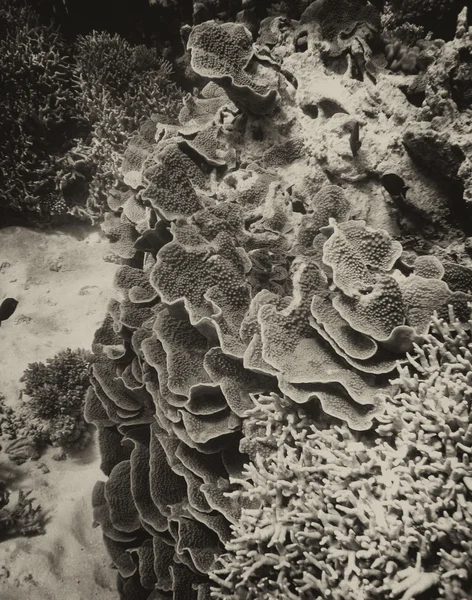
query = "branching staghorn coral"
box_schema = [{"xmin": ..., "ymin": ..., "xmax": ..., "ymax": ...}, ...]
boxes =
[
  {"xmin": 0, "ymin": 1, "xmax": 79, "ymax": 219},
  {"xmin": 210, "ymin": 308, "xmax": 472, "ymax": 598},
  {"xmin": 62, "ymin": 31, "xmax": 184, "ymax": 219}
]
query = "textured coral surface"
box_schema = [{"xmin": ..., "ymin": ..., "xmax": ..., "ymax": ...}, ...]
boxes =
[
  {"xmin": 0, "ymin": 1, "xmax": 182, "ymax": 222},
  {"xmin": 87, "ymin": 5, "xmax": 472, "ymax": 599}
]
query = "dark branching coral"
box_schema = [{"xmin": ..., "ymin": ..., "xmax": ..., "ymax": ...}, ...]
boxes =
[
  {"xmin": 0, "ymin": 2, "xmax": 79, "ymax": 219},
  {"xmin": 21, "ymin": 349, "xmax": 91, "ymax": 420},
  {"xmin": 0, "ymin": 349, "xmax": 92, "ymax": 461},
  {"xmin": 63, "ymin": 31, "xmax": 183, "ymax": 219},
  {"xmin": 90, "ymin": 7, "xmax": 472, "ymax": 600},
  {"xmin": 0, "ymin": 0, "xmax": 184, "ymax": 223},
  {"xmin": 382, "ymin": 0, "xmax": 464, "ymax": 40}
]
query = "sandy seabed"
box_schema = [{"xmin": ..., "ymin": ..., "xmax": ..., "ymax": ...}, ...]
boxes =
[{"xmin": 0, "ymin": 223, "xmax": 120, "ymax": 600}]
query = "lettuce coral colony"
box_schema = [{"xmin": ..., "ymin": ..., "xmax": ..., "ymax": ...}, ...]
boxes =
[{"xmin": 86, "ymin": 2, "xmax": 472, "ymax": 599}]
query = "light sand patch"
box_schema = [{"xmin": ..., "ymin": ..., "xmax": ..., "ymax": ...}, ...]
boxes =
[{"xmin": 0, "ymin": 223, "xmax": 118, "ymax": 600}]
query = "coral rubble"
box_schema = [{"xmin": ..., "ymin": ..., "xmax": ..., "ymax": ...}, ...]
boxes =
[{"xmin": 88, "ymin": 4, "xmax": 472, "ymax": 599}]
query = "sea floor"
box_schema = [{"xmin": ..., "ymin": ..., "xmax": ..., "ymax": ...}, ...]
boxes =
[{"xmin": 0, "ymin": 223, "xmax": 118, "ymax": 600}]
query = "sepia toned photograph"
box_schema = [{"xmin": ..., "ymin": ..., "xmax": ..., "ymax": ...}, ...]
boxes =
[{"xmin": 1, "ymin": 0, "xmax": 471, "ymax": 598}]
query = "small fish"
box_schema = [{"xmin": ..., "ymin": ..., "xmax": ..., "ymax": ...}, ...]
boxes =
[
  {"xmin": 0, "ymin": 298, "xmax": 18, "ymax": 326},
  {"xmin": 380, "ymin": 173, "xmax": 409, "ymax": 198},
  {"xmin": 350, "ymin": 121, "xmax": 362, "ymax": 157},
  {"xmin": 134, "ymin": 222, "xmax": 172, "ymax": 254}
]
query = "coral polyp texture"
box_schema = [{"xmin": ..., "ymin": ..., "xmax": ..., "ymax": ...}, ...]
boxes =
[{"xmin": 89, "ymin": 5, "xmax": 472, "ymax": 599}]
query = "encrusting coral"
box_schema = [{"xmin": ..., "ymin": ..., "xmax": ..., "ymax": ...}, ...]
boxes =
[
  {"xmin": 209, "ymin": 307, "xmax": 472, "ymax": 599},
  {"xmin": 88, "ymin": 4, "xmax": 472, "ymax": 599}
]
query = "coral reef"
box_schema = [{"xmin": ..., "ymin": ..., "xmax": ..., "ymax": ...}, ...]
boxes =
[
  {"xmin": 209, "ymin": 307, "xmax": 472, "ymax": 599},
  {"xmin": 64, "ymin": 32, "xmax": 183, "ymax": 220},
  {"xmin": 88, "ymin": 4, "xmax": 472, "ymax": 599},
  {"xmin": 0, "ymin": 349, "xmax": 92, "ymax": 461},
  {"xmin": 378, "ymin": 7, "xmax": 472, "ymax": 221},
  {"xmin": 382, "ymin": 0, "xmax": 464, "ymax": 40}
]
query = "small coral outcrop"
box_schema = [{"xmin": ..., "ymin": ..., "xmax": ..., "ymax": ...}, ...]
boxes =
[{"xmin": 0, "ymin": 481, "xmax": 43, "ymax": 540}]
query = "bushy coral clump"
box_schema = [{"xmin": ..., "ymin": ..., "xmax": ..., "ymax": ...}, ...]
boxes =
[
  {"xmin": 0, "ymin": 349, "xmax": 92, "ymax": 460},
  {"xmin": 63, "ymin": 32, "xmax": 183, "ymax": 219},
  {"xmin": 209, "ymin": 308, "xmax": 472, "ymax": 600},
  {"xmin": 21, "ymin": 348, "xmax": 91, "ymax": 418}
]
